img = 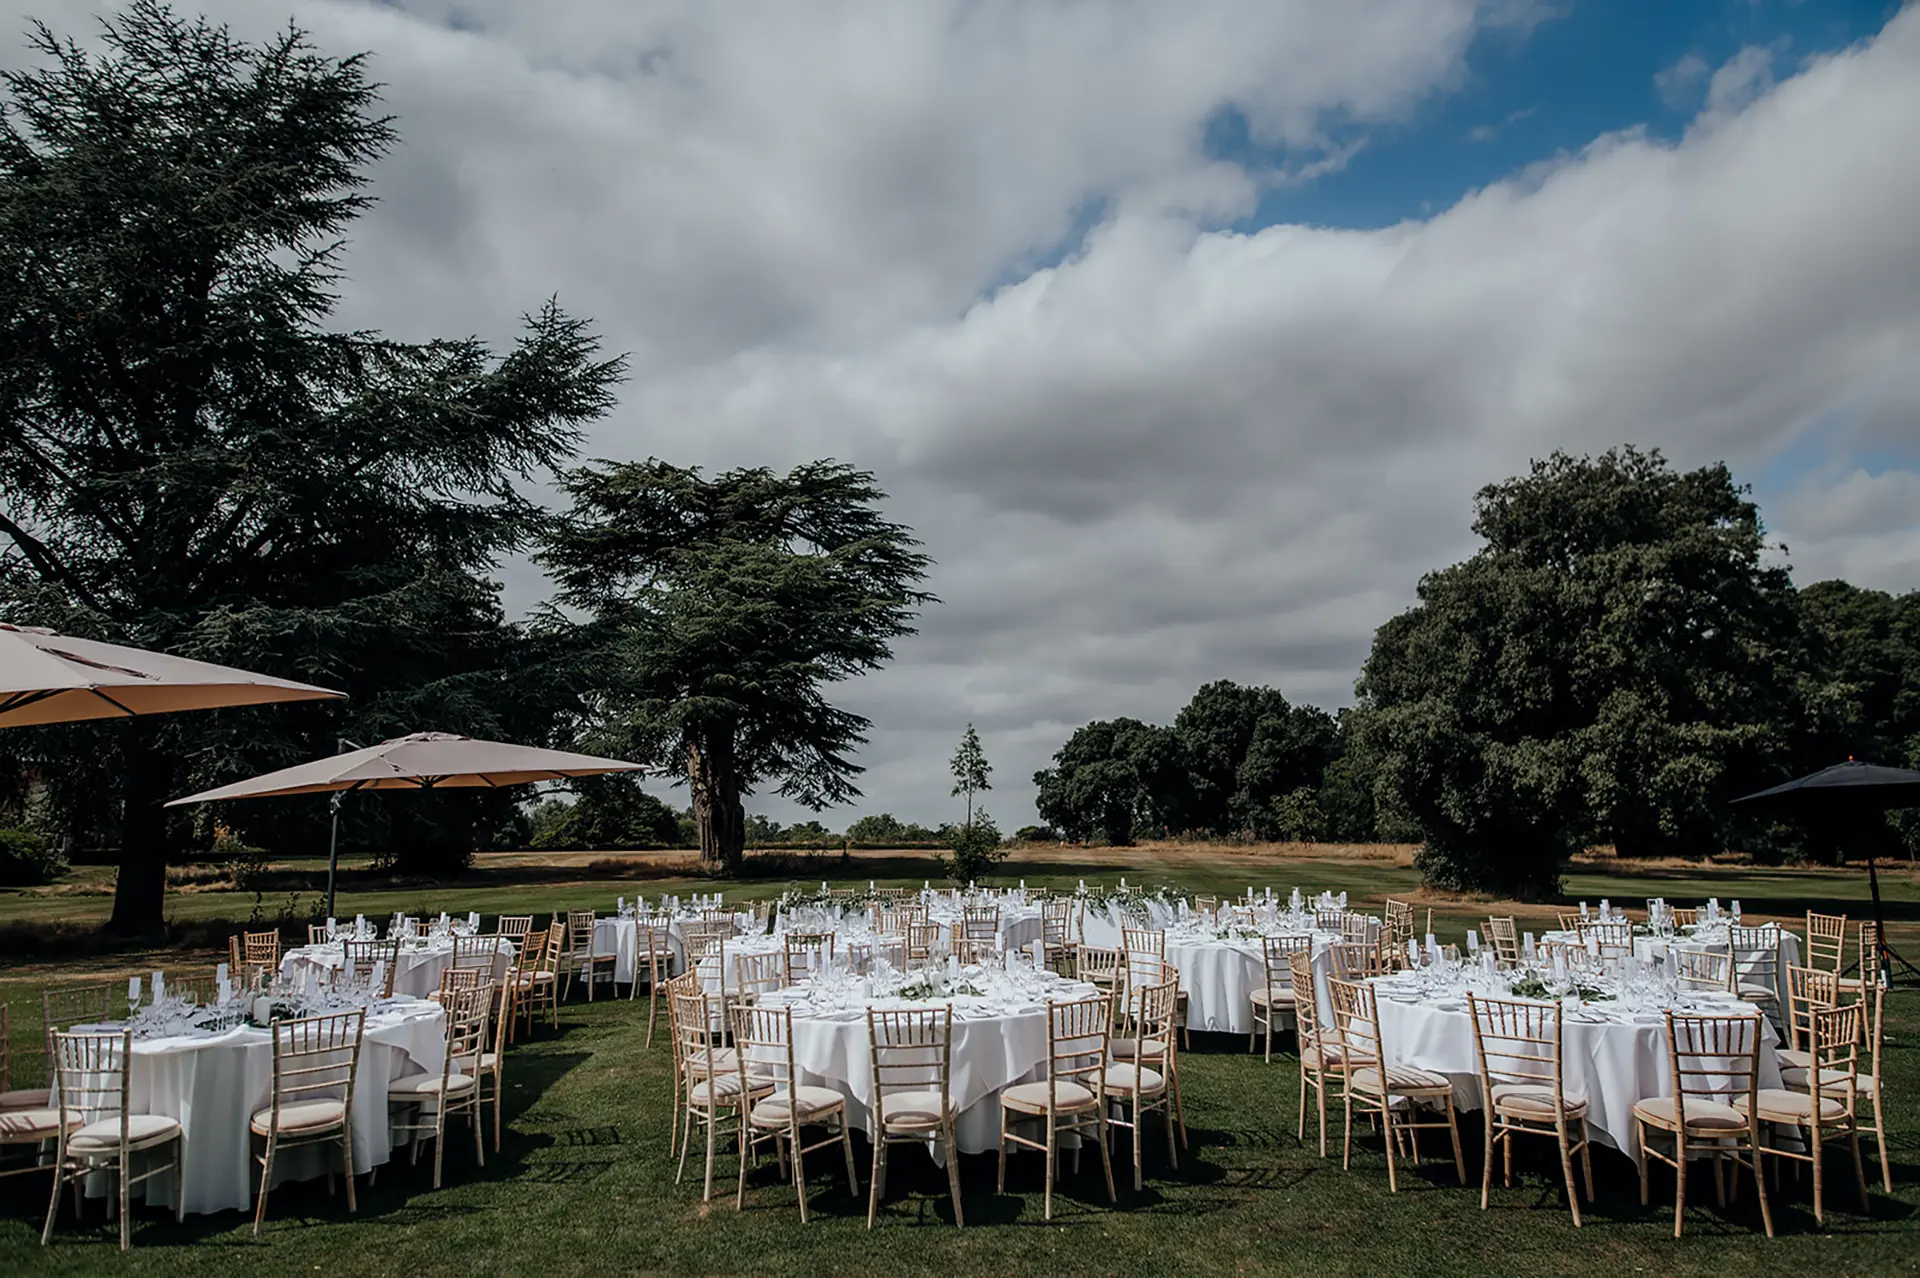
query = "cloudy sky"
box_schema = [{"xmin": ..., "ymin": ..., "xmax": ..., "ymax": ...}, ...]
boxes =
[{"xmin": 9, "ymin": 0, "xmax": 1919, "ymax": 828}]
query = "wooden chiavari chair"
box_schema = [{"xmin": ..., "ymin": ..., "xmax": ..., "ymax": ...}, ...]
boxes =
[
  {"xmin": 1106, "ymin": 976, "xmax": 1180, "ymax": 1191},
  {"xmin": 435, "ymin": 965, "xmax": 491, "ymax": 1006},
  {"xmin": 953, "ymin": 935, "xmax": 999, "ymax": 966},
  {"xmin": 904, "ymin": 923, "xmax": 940, "ymax": 964},
  {"xmin": 1314, "ymin": 907, "xmax": 1345, "ymax": 933},
  {"xmin": 673, "ymin": 987, "xmax": 760, "ymax": 1201},
  {"xmin": 733, "ymin": 951, "xmax": 785, "ymax": 1003},
  {"xmin": 961, "ymin": 905, "xmax": 999, "ymax": 945},
  {"xmin": 1290, "ymin": 950, "xmax": 1347, "ymax": 1157},
  {"xmin": 1327, "ymin": 940, "xmax": 1385, "ymax": 981},
  {"xmin": 307, "ymin": 923, "xmax": 330, "ymax": 945},
  {"xmin": 386, "ymin": 984, "xmax": 488, "ymax": 1189},
  {"xmin": 561, "ymin": 909, "xmax": 617, "ymax": 1002},
  {"xmin": 1467, "ymin": 994, "xmax": 1593, "ymax": 1225},
  {"xmin": 865, "ymin": 1006, "xmax": 964, "ymax": 1227},
  {"xmin": 1670, "ymin": 947, "xmax": 1734, "ymax": 994},
  {"xmin": 1728, "ymin": 923, "xmax": 1783, "ymax": 1013},
  {"xmin": 997, "ymin": 994, "xmax": 1117, "ymax": 1221},
  {"xmin": 1327, "ymin": 977, "xmax": 1465, "ymax": 1193},
  {"xmin": 1041, "ymin": 899, "xmax": 1076, "ymax": 974},
  {"xmin": 1119, "ymin": 926, "xmax": 1189, "ymax": 1047},
  {"xmin": 1555, "ymin": 912, "xmax": 1583, "ymax": 932},
  {"xmin": 1193, "ymin": 894, "xmax": 1219, "ymax": 914},
  {"xmin": 1781, "ymin": 964, "xmax": 1840, "ymax": 1074},
  {"xmin": 342, "ymin": 937, "xmax": 399, "ymax": 997},
  {"xmin": 629, "ymin": 919, "xmax": 673, "ymax": 1046},
  {"xmin": 251, "ymin": 1009, "xmax": 366, "ymax": 1233},
  {"xmin": 732, "ymin": 1003, "xmax": 858, "ymax": 1222},
  {"xmin": 1383, "ymin": 900, "xmax": 1415, "ymax": 970},
  {"xmin": 1250, "ymin": 934, "xmax": 1310, "ymax": 1062},
  {"xmin": 1735, "ymin": 1002, "xmax": 1867, "ymax": 1226},
  {"xmin": 1483, "ymin": 916, "xmax": 1521, "ymax": 968},
  {"xmin": 1839, "ymin": 921, "xmax": 1880, "ymax": 1002},
  {"xmin": 496, "ymin": 915, "xmax": 534, "ymax": 947},
  {"xmin": 512, "ymin": 922, "xmax": 563, "ymax": 1039},
  {"xmin": 1576, "ymin": 919, "xmax": 1632, "ymax": 950},
  {"xmin": 230, "ymin": 929, "xmax": 282, "ymax": 984},
  {"xmin": 464, "ymin": 972, "xmax": 511, "ymax": 1155},
  {"xmin": 41, "ymin": 1030, "xmax": 186, "ymax": 1250},
  {"xmin": 1630, "ymin": 1012, "xmax": 1772, "ymax": 1237},
  {"xmin": 1671, "ymin": 907, "xmax": 1699, "ymax": 928},
  {"xmin": 1805, "ymin": 911, "xmax": 1848, "ymax": 975},
  {"xmin": 783, "ymin": 931, "xmax": 836, "ymax": 985}
]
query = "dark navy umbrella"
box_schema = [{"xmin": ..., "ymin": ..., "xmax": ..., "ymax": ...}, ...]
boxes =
[{"xmin": 1733, "ymin": 760, "xmax": 1919, "ymax": 982}]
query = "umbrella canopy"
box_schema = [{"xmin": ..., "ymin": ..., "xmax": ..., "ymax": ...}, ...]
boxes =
[
  {"xmin": 0, "ymin": 623, "xmax": 345, "ymax": 728},
  {"xmin": 1731, "ymin": 760, "xmax": 1920, "ymax": 813},
  {"xmin": 166, "ymin": 731, "xmax": 647, "ymax": 805}
]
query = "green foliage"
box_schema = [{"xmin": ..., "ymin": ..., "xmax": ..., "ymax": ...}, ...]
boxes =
[
  {"xmin": 943, "ymin": 808, "xmax": 1005, "ymax": 884},
  {"xmin": 1353, "ymin": 447, "xmax": 1820, "ymax": 896},
  {"xmin": 526, "ymin": 776, "xmax": 682, "ymax": 852},
  {"xmin": 1033, "ymin": 718, "xmax": 1181, "ymax": 844},
  {"xmin": 844, "ymin": 812, "xmax": 940, "ymax": 845},
  {"xmin": 949, "ymin": 724, "xmax": 992, "ymax": 826},
  {"xmin": 537, "ymin": 459, "xmax": 932, "ymax": 875},
  {"xmin": 0, "ymin": 4, "xmax": 622, "ymax": 931},
  {"xmin": 0, "ymin": 826, "xmax": 65, "ymax": 886}
]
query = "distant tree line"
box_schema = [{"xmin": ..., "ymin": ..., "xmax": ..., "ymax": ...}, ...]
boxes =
[{"xmin": 1037, "ymin": 448, "xmax": 1920, "ymax": 897}]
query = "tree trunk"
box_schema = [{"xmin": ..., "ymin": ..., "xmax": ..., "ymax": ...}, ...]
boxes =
[
  {"xmin": 687, "ymin": 731, "xmax": 744, "ymax": 876},
  {"xmin": 106, "ymin": 721, "xmax": 174, "ymax": 936}
]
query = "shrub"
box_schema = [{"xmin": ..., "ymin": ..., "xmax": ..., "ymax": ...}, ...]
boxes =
[
  {"xmin": 0, "ymin": 826, "xmax": 66, "ymax": 886},
  {"xmin": 943, "ymin": 810, "xmax": 1005, "ymax": 884}
]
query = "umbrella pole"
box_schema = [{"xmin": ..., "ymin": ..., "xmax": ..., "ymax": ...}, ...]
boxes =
[
  {"xmin": 325, "ymin": 791, "xmax": 343, "ymax": 921},
  {"xmin": 1865, "ymin": 853, "xmax": 1918, "ymax": 984}
]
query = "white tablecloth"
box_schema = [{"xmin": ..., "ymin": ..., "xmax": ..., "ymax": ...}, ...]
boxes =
[
  {"xmin": 764, "ymin": 981, "xmax": 1098, "ymax": 1155},
  {"xmin": 596, "ymin": 913, "xmax": 759, "ymax": 984},
  {"xmin": 1539, "ymin": 927, "xmax": 1802, "ymax": 1008},
  {"xmin": 74, "ymin": 999, "xmax": 447, "ymax": 1215},
  {"xmin": 1372, "ymin": 987, "xmax": 1782, "ymax": 1160},
  {"xmin": 282, "ymin": 939, "xmax": 512, "ymax": 1000},
  {"xmin": 1163, "ymin": 930, "xmax": 1340, "ymax": 1033}
]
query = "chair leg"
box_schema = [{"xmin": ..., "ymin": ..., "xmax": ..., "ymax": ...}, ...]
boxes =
[
  {"xmin": 433, "ymin": 1108, "xmax": 447, "ymax": 1190},
  {"xmin": 1752, "ymin": 1127, "xmax": 1775, "ymax": 1237},
  {"xmin": 736, "ymin": 1114, "xmax": 750, "ymax": 1210},
  {"xmin": 840, "ymin": 1115, "xmax": 859, "ymax": 1193},
  {"xmin": 119, "ymin": 1158, "xmax": 131, "ymax": 1251},
  {"xmin": 343, "ymin": 1124, "xmax": 358, "ymax": 1213},
  {"xmin": 791, "ymin": 1122, "xmax": 811, "ymax": 1223},
  {"xmin": 1557, "ymin": 1125, "xmax": 1582, "ymax": 1227},
  {"xmin": 1097, "ymin": 1112, "xmax": 1117, "ymax": 1204},
  {"xmin": 1674, "ymin": 1137, "xmax": 1688, "ymax": 1238},
  {"xmin": 1445, "ymin": 1101, "xmax": 1465, "ymax": 1185},
  {"xmin": 40, "ymin": 1164, "xmax": 62, "ymax": 1245},
  {"xmin": 1297, "ymin": 1065, "xmax": 1308, "ymax": 1142},
  {"xmin": 996, "ymin": 1109, "xmax": 1008, "ymax": 1194},
  {"xmin": 702, "ymin": 1109, "xmax": 718, "ymax": 1204},
  {"xmin": 1042, "ymin": 1113, "xmax": 1055, "ymax": 1221},
  {"xmin": 254, "ymin": 1139, "xmax": 274, "ymax": 1236},
  {"xmin": 1579, "ymin": 1125, "xmax": 1594, "ymax": 1201},
  {"xmin": 1850, "ymin": 1127, "xmax": 1868, "ymax": 1212},
  {"xmin": 1810, "ymin": 1122, "xmax": 1824, "ymax": 1226},
  {"xmin": 867, "ymin": 1136, "xmax": 884, "ymax": 1228},
  {"xmin": 473, "ymin": 1098, "xmax": 485, "ymax": 1168},
  {"xmin": 1480, "ymin": 1118, "xmax": 1495, "ymax": 1210},
  {"xmin": 1636, "ymin": 1121, "xmax": 1650, "ymax": 1205},
  {"xmin": 945, "ymin": 1127, "xmax": 965, "ymax": 1227},
  {"xmin": 1163, "ymin": 1094, "xmax": 1178, "ymax": 1171},
  {"xmin": 1382, "ymin": 1101, "xmax": 1399, "ymax": 1194}
]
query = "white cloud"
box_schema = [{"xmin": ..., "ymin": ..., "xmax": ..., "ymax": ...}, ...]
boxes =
[
  {"xmin": 1655, "ymin": 52, "xmax": 1710, "ymax": 111},
  {"xmin": 6, "ymin": 2, "xmax": 1918, "ymax": 828}
]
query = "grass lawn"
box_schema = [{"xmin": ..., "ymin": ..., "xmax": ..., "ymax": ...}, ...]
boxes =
[{"xmin": 1, "ymin": 845, "xmax": 1917, "ymax": 1275}]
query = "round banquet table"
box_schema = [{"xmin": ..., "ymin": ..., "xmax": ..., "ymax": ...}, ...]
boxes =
[
  {"xmin": 597, "ymin": 911, "xmax": 761, "ymax": 984},
  {"xmin": 70, "ymin": 998, "xmax": 447, "ymax": 1216},
  {"xmin": 1538, "ymin": 926, "xmax": 1801, "ymax": 1008},
  {"xmin": 759, "ymin": 981, "xmax": 1100, "ymax": 1155},
  {"xmin": 1368, "ymin": 981, "xmax": 1783, "ymax": 1160},
  {"xmin": 281, "ymin": 938, "xmax": 513, "ymax": 1001},
  {"xmin": 1163, "ymin": 928, "xmax": 1341, "ymax": 1033}
]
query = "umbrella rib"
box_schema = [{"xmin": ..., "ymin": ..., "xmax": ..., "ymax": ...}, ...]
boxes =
[
  {"xmin": 89, "ymin": 688, "xmax": 138, "ymax": 718},
  {"xmin": 0, "ymin": 689, "xmax": 62, "ymax": 715}
]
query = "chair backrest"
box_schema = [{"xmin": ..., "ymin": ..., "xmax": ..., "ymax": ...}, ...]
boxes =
[
  {"xmin": 1075, "ymin": 945, "xmax": 1121, "ymax": 987},
  {"xmin": 1856, "ymin": 922, "xmax": 1881, "ymax": 992},
  {"xmin": 1326, "ymin": 977, "xmax": 1382, "ymax": 1072},
  {"xmin": 1785, "ymin": 964, "xmax": 1840, "ymax": 1053},
  {"xmin": 734, "ymin": 951, "xmax": 785, "ymax": 1001},
  {"xmin": 308, "ymin": 923, "xmax": 330, "ymax": 945},
  {"xmin": 565, "ymin": 909, "xmax": 599, "ymax": 954},
  {"xmin": 732, "ymin": 1002, "xmax": 800, "ymax": 1098},
  {"xmin": 1484, "ymin": 917, "xmax": 1520, "ymax": 967},
  {"xmin": 684, "ymin": 923, "xmax": 730, "ymax": 963},
  {"xmin": 1384, "ymin": 899, "xmax": 1415, "ymax": 947},
  {"xmin": 165, "ymin": 970, "xmax": 216, "ymax": 1006},
  {"xmin": 671, "ymin": 990, "xmax": 725, "ymax": 1086},
  {"xmin": 438, "ymin": 965, "xmax": 491, "ymax": 1003},
  {"xmin": 1314, "ymin": 907, "xmax": 1345, "ymax": 933},
  {"xmin": 1729, "ymin": 924, "xmax": 1781, "ymax": 984},
  {"xmin": 1287, "ymin": 950, "xmax": 1319, "ymax": 1044},
  {"xmin": 783, "ymin": 931, "xmax": 835, "ymax": 984},
  {"xmin": 343, "ymin": 937, "xmax": 400, "ymax": 995},
  {"xmin": 443, "ymin": 984, "xmax": 491, "ymax": 1080},
  {"xmin": 1120, "ymin": 927, "xmax": 1165, "ymax": 990},
  {"xmin": 1671, "ymin": 946, "xmax": 1733, "ymax": 993},
  {"xmin": 1327, "ymin": 940, "xmax": 1383, "ymax": 981},
  {"xmin": 1555, "ymin": 912, "xmax": 1583, "ymax": 932},
  {"xmin": 1577, "ymin": 919, "xmax": 1632, "ymax": 948},
  {"xmin": 1193, "ymin": 894, "xmax": 1219, "ymax": 914},
  {"xmin": 1042, "ymin": 899, "xmax": 1075, "ymax": 949},
  {"xmin": 453, "ymin": 934, "xmax": 506, "ymax": 970},
  {"xmin": 42, "ymin": 984, "xmax": 114, "ymax": 1056},
  {"xmin": 905, "ymin": 923, "xmax": 941, "ymax": 962},
  {"xmin": 1808, "ymin": 1002, "xmax": 1862, "ymax": 1114},
  {"xmin": 243, "ymin": 929, "xmax": 282, "ymax": 968},
  {"xmin": 1661, "ymin": 1012, "xmax": 1762, "ymax": 1128},
  {"xmin": 1043, "ymin": 996, "xmax": 1110, "ymax": 1112},
  {"xmin": 1127, "ymin": 977, "xmax": 1178, "ymax": 1077},
  {"xmin": 1805, "ymin": 911, "xmax": 1848, "ymax": 973},
  {"xmin": 1671, "ymin": 907, "xmax": 1699, "ymax": 928},
  {"xmin": 866, "ymin": 1006, "xmax": 953, "ymax": 1124},
  {"xmin": 1467, "ymin": 994, "xmax": 1568, "ymax": 1115},
  {"xmin": 266, "ymin": 1009, "xmax": 366, "ymax": 1126},
  {"xmin": 1260, "ymin": 934, "xmax": 1311, "ymax": 995},
  {"xmin": 50, "ymin": 1030, "xmax": 133, "ymax": 1137},
  {"xmin": 1340, "ymin": 912, "xmax": 1375, "ymax": 943},
  {"xmin": 962, "ymin": 905, "xmax": 999, "ymax": 940},
  {"xmin": 497, "ymin": 916, "xmax": 534, "ymax": 945}
]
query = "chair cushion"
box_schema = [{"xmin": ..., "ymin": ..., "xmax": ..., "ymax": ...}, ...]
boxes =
[
  {"xmin": 1350, "ymin": 1065, "xmax": 1450, "ymax": 1096},
  {"xmin": 877, "ymin": 1089, "xmax": 951, "ymax": 1130},
  {"xmin": 1781, "ymin": 1065, "xmax": 1873, "ymax": 1093},
  {"xmin": 683, "ymin": 1048, "xmax": 740, "ymax": 1077},
  {"xmin": 453, "ymin": 1052, "xmax": 500, "ymax": 1075},
  {"xmin": 1103, "ymin": 1063, "xmax": 1166, "ymax": 1095},
  {"xmin": 1001, "ymin": 1079, "xmax": 1097, "ymax": 1114},
  {"xmin": 68, "ymin": 1113, "xmax": 182, "ymax": 1152},
  {"xmin": 0, "ymin": 1108, "xmax": 73, "ymax": 1141},
  {"xmin": 1734, "ymin": 1088, "xmax": 1851, "ymax": 1125},
  {"xmin": 1249, "ymin": 988, "xmax": 1296, "ymax": 1007},
  {"xmin": 1490, "ymin": 1083, "xmax": 1588, "ymax": 1120},
  {"xmin": 751, "ymin": 1085, "xmax": 846, "ymax": 1125},
  {"xmin": 388, "ymin": 1071, "xmax": 477, "ymax": 1098},
  {"xmin": 1775, "ymin": 1048, "xmax": 1813, "ymax": 1070},
  {"xmin": 251, "ymin": 1099, "xmax": 347, "ymax": 1135},
  {"xmin": 688, "ymin": 1074, "xmax": 772, "ymax": 1105},
  {"xmin": 1736, "ymin": 984, "xmax": 1778, "ymax": 1003},
  {"xmin": 1110, "ymin": 1037, "xmax": 1168, "ymax": 1059},
  {"xmin": 1301, "ymin": 1043, "xmax": 1366, "ymax": 1071},
  {"xmin": 0, "ymin": 1088, "xmax": 51, "ymax": 1111},
  {"xmin": 1631, "ymin": 1095, "xmax": 1747, "ymax": 1132}
]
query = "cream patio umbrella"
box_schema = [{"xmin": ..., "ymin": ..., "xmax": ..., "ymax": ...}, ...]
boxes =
[
  {"xmin": 167, "ymin": 731, "xmax": 650, "ymax": 915},
  {"xmin": 0, "ymin": 623, "xmax": 345, "ymax": 727}
]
